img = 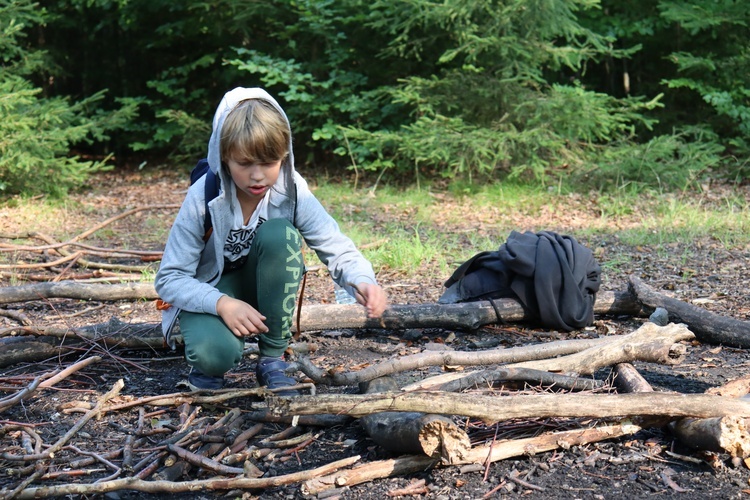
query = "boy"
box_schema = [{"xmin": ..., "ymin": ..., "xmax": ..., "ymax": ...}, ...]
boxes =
[{"xmin": 155, "ymin": 87, "xmax": 387, "ymax": 392}]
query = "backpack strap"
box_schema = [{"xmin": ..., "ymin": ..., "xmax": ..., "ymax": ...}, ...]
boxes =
[{"xmin": 202, "ymin": 169, "xmax": 220, "ymax": 242}]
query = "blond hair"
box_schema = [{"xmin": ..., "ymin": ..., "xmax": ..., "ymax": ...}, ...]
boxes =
[{"xmin": 220, "ymin": 99, "xmax": 290, "ymax": 163}]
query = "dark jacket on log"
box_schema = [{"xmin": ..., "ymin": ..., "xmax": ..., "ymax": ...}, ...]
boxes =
[{"xmin": 439, "ymin": 230, "xmax": 601, "ymax": 331}]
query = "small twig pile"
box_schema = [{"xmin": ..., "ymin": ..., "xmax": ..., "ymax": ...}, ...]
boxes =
[{"xmin": 0, "ymin": 204, "xmax": 177, "ymax": 281}]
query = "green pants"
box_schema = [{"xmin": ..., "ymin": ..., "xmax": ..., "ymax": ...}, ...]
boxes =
[{"xmin": 179, "ymin": 218, "xmax": 304, "ymax": 376}]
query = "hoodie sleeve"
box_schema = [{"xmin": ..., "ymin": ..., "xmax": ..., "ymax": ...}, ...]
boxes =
[
  {"xmin": 154, "ymin": 182, "xmax": 225, "ymax": 315},
  {"xmin": 292, "ymin": 174, "xmax": 378, "ymax": 292}
]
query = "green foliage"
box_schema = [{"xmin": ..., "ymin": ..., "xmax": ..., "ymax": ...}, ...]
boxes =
[
  {"xmin": 659, "ymin": 0, "xmax": 750, "ymax": 163},
  {"xmin": 575, "ymin": 127, "xmax": 725, "ymax": 192},
  {"xmin": 331, "ymin": 0, "xmax": 666, "ymax": 184},
  {"xmin": 0, "ymin": 76, "xmax": 105, "ymax": 196},
  {"xmin": 0, "ymin": 0, "xmax": 138, "ymax": 196},
  {"xmin": 8, "ymin": 0, "xmax": 750, "ymax": 190}
]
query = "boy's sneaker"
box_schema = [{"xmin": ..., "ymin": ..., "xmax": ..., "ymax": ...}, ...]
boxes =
[
  {"xmin": 187, "ymin": 367, "xmax": 225, "ymax": 391},
  {"xmin": 255, "ymin": 356, "xmax": 298, "ymax": 396}
]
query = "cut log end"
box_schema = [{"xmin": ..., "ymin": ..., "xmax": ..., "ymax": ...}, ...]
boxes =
[
  {"xmin": 673, "ymin": 416, "xmax": 750, "ymax": 458},
  {"xmin": 417, "ymin": 415, "xmax": 471, "ymax": 464}
]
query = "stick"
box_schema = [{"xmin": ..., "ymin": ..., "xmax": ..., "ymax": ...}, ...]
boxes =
[
  {"xmin": 6, "ymin": 455, "xmax": 361, "ymax": 498},
  {"xmin": 439, "ymin": 367, "xmax": 604, "ymax": 392},
  {"xmin": 38, "ymin": 356, "xmax": 102, "ymax": 388},
  {"xmin": 166, "ymin": 444, "xmax": 244, "ymax": 476},
  {"xmin": 0, "ymin": 370, "xmax": 61, "ymax": 412}
]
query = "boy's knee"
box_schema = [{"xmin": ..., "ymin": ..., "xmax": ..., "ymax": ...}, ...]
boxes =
[{"xmin": 186, "ymin": 338, "xmax": 241, "ymax": 376}]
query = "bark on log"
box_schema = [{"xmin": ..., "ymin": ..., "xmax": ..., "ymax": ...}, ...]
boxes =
[
  {"xmin": 358, "ymin": 377, "xmax": 470, "ymax": 464},
  {"xmin": 613, "ymin": 363, "xmax": 654, "ymax": 393},
  {"xmin": 508, "ymin": 322, "xmax": 694, "ymax": 375},
  {"xmin": 438, "ymin": 366, "xmax": 604, "ymax": 393},
  {"xmin": 0, "ymin": 282, "xmax": 158, "ymax": 304},
  {"xmin": 293, "ymin": 338, "xmax": 606, "ymax": 386},
  {"xmin": 270, "ymin": 392, "xmax": 750, "ymax": 424},
  {"xmin": 629, "ymin": 275, "xmax": 750, "ymax": 348},
  {"xmin": 671, "ymin": 375, "xmax": 750, "ymax": 458}
]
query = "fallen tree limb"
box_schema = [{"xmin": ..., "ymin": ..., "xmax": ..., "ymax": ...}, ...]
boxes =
[
  {"xmin": 5, "ymin": 455, "xmax": 361, "ymax": 498},
  {"xmin": 293, "ymin": 337, "xmax": 606, "ymax": 386},
  {"xmin": 629, "ymin": 275, "xmax": 750, "ymax": 348},
  {"xmin": 508, "ymin": 322, "xmax": 694, "ymax": 375},
  {"xmin": 345, "ymin": 323, "xmax": 688, "ymax": 391},
  {"xmin": 301, "ymin": 421, "xmax": 640, "ymax": 495},
  {"xmin": 298, "ymin": 290, "xmax": 642, "ymax": 331},
  {"xmin": 0, "ymin": 282, "xmax": 159, "ymax": 305},
  {"xmin": 269, "ymin": 392, "xmax": 750, "ymax": 424}
]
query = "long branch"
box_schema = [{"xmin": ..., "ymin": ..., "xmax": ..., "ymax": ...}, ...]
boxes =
[{"xmin": 270, "ymin": 392, "xmax": 750, "ymax": 423}]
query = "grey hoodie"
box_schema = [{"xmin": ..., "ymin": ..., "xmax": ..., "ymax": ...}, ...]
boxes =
[{"xmin": 155, "ymin": 87, "xmax": 377, "ymax": 346}]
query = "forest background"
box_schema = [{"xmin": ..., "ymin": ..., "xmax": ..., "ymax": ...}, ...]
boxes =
[{"xmin": 1, "ymin": 0, "xmax": 749, "ymax": 197}]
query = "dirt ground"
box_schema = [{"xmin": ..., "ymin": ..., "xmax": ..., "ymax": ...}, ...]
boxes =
[{"xmin": 1, "ymin": 168, "xmax": 750, "ymax": 499}]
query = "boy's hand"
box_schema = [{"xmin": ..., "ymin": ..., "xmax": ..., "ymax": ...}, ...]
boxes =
[
  {"xmin": 216, "ymin": 295, "xmax": 269, "ymax": 337},
  {"xmin": 352, "ymin": 282, "xmax": 388, "ymax": 318}
]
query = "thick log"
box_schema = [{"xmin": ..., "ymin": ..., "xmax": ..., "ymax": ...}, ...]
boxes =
[
  {"xmin": 671, "ymin": 375, "xmax": 750, "ymax": 457},
  {"xmin": 629, "ymin": 275, "xmax": 750, "ymax": 348},
  {"xmin": 358, "ymin": 377, "xmax": 470, "ymax": 463},
  {"xmin": 270, "ymin": 392, "xmax": 750, "ymax": 424},
  {"xmin": 296, "ymin": 290, "xmax": 642, "ymax": 331},
  {"xmin": 672, "ymin": 416, "xmax": 750, "ymax": 458}
]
